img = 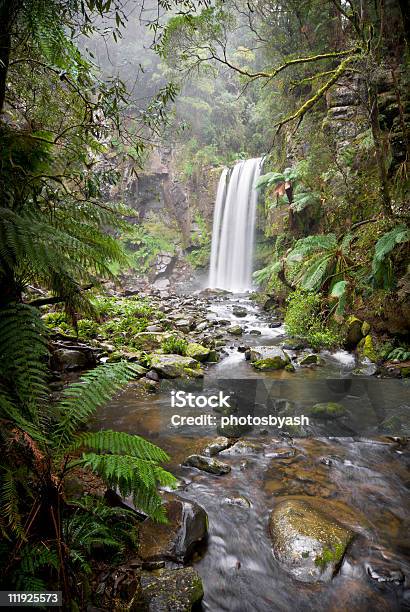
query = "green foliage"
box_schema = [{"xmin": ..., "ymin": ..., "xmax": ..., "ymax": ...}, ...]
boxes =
[
  {"xmin": 0, "ymin": 304, "xmax": 175, "ymax": 595},
  {"xmin": 387, "ymin": 347, "xmax": 410, "ymax": 362},
  {"xmin": 371, "ymin": 225, "xmax": 410, "ymax": 288},
  {"xmin": 286, "ymin": 234, "xmax": 354, "ymax": 294},
  {"xmin": 161, "ymin": 335, "xmax": 188, "ymax": 355},
  {"xmin": 186, "ymin": 213, "xmax": 212, "ymax": 268},
  {"xmin": 284, "ymin": 290, "xmax": 341, "ymax": 349}
]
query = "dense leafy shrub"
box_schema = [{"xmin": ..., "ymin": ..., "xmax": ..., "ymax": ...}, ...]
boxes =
[
  {"xmin": 284, "ymin": 290, "xmax": 341, "ymax": 349},
  {"xmin": 161, "ymin": 335, "xmax": 188, "ymax": 355}
]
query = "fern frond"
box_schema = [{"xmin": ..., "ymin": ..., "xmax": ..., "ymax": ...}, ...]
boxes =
[
  {"xmin": 0, "ymin": 304, "xmax": 48, "ymax": 417},
  {"xmin": 53, "ymin": 362, "xmax": 140, "ymax": 448},
  {"xmin": 0, "ymin": 470, "xmax": 24, "ymax": 540},
  {"xmin": 372, "ymin": 225, "xmax": 410, "ymax": 276},
  {"xmin": 287, "ymin": 234, "xmax": 337, "ymax": 262},
  {"xmin": 80, "ymin": 453, "xmax": 176, "ymax": 522},
  {"xmin": 69, "ymin": 430, "xmax": 169, "ymax": 463},
  {"xmin": 299, "ymin": 253, "xmax": 333, "ymax": 291}
]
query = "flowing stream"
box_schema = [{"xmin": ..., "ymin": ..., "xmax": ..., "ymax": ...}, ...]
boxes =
[
  {"xmin": 96, "ymin": 162, "xmax": 409, "ymax": 610},
  {"xmin": 97, "ymin": 293, "xmax": 409, "ymax": 611}
]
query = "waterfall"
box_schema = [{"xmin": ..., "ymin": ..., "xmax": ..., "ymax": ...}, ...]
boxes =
[{"xmin": 208, "ymin": 157, "xmax": 262, "ymax": 292}]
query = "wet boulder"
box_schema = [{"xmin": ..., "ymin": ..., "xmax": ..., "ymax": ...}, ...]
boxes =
[
  {"xmin": 186, "ymin": 342, "xmax": 210, "ymax": 362},
  {"xmin": 232, "ymin": 306, "xmax": 247, "ymax": 317},
  {"xmin": 134, "ymin": 331, "xmax": 171, "ymax": 351},
  {"xmin": 269, "ymin": 499, "xmax": 353, "ymax": 583},
  {"xmin": 249, "ymin": 346, "xmax": 290, "ymax": 365},
  {"xmin": 139, "ymin": 567, "xmax": 204, "ymax": 611},
  {"xmin": 345, "ymin": 316, "xmax": 364, "ymax": 348},
  {"xmin": 138, "ymin": 496, "xmax": 207, "ymax": 563},
  {"xmin": 183, "ymin": 454, "xmax": 231, "ymax": 475},
  {"xmin": 202, "ymin": 436, "xmax": 233, "ymax": 456},
  {"xmin": 251, "ymin": 349, "xmax": 290, "ymax": 371},
  {"xmin": 150, "ymin": 354, "xmax": 201, "ymax": 378},
  {"xmin": 227, "ymin": 325, "xmax": 243, "ymax": 336},
  {"xmin": 308, "ymin": 402, "xmax": 348, "ymax": 419},
  {"xmin": 51, "ymin": 345, "xmax": 96, "ymax": 371},
  {"xmin": 299, "ymin": 353, "xmax": 325, "ymax": 366}
]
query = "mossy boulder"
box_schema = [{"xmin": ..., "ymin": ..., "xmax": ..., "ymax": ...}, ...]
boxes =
[
  {"xmin": 139, "ymin": 567, "xmax": 204, "ymax": 611},
  {"xmin": 357, "ymin": 334, "xmax": 378, "ymax": 362},
  {"xmin": 134, "ymin": 331, "xmax": 171, "ymax": 351},
  {"xmin": 269, "ymin": 499, "xmax": 353, "ymax": 583},
  {"xmin": 299, "ymin": 353, "xmax": 325, "ymax": 366},
  {"xmin": 183, "ymin": 454, "xmax": 231, "ymax": 475},
  {"xmin": 227, "ymin": 325, "xmax": 243, "ymax": 336},
  {"xmin": 345, "ymin": 316, "xmax": 364, "ymax": 348},
  {"xmin": 251, "ymin": 348, "xmax": 290, "ymax": 371},
  {"xmin": 150, "ymin": 354, "xmax": 200, "ymax": 378},
  {"xmin": 186, "ymin": 342, "xmax": 210, "ymax": 362},
  {"xmin": 232, "ymin": 306, "xmax": 247, "ymax": 317},
  {"xmin": 309, "ymin": 402, "xmax": 347, "ymax": 419}
]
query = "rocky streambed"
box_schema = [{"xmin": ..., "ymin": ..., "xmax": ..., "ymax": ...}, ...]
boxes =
[{"xmin": 56, "ymin": 289, "xmax": 409, "ymax": 611}]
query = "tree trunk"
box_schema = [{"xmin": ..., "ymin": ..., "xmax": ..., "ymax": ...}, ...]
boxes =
[
  {"xmin": 368, "ymin": 83, "xmax": 393, "ymax": 217},
  {"xmin": 0, "ymin": 1, "xmax": 22, "ymax": 116}
]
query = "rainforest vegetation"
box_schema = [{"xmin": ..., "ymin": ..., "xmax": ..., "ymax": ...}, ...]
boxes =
[{"xmin": 0, "ymin": 0, "xmax": 409, "ymax": 609}]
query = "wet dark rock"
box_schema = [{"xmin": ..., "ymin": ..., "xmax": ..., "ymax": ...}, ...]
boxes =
[
  {"xmin": 207, "ymin": 349, "xmax": 220, "ymax": 363},
  {"xmin": 299, "ymin": 353, "xmax": 325, "ymax": 366},
  {"xmin": 202, "ymin": 436, "xmax": 233, "ymax": 456},
  {"xmin": 269, "ymin": 499, "xmax": 354, "ymax": 583},
  {"xmin": 138, "ymin": 495, "xmax": 207, "ymax": 563},
  {"xmin": 281, "ymin": 340, "xmax": 307, "ymax": 350},
  {"xmin": 345, "ymin": 316, "xmax": 364, "ymax": 348},
  {"xmin": 232, "ymin": 306, "xmax": 248, "ymax": 317},
  {"xmin": 182, "ymin": 454, "xmax": 231, "ymax": 475},
  {"xmin": 238, "ymin": 345, "xmax": 250, "ymax": 353},
  {"xmin": 139, "ymin": 567, "xmax": 204, "ymax": 611},
  {"xmin": 146, "ymin": 369, "xmax": 160, "ymax": 382},
  {"xmin": 51, "ymin": 345, "xmax": 96, "ymax": 371},
  {"xmin": 249, "ymin": 329, "xmax": 262, "ymax": 335},
  {"xmin": 219, "ymin": 439, "xmax": 264, "ymax": 455},
  {"xmin": 268, "ymin": 321, "xmax": 282, "ymax": 328},
  {"xmin": 366, "ymin": 563, "xmax": 405, "ymax": 585}
]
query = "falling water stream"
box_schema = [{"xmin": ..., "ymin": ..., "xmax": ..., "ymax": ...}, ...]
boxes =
[{"xmin": 209, "ymin": 158, "xmax": 262, "ymax": 292}]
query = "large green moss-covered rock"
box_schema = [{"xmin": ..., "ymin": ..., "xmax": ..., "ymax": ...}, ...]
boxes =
[
  {"xmin": 308, "ymin": 402, "xmax": 348, "ymax": 419},
  {"xmin": 345, "ymin": 316, "xmax": 364, "ymax": 348},
  {"xmin": 186, "ymin": 342, "xmax": 210, "ymax": 362},
  {"xmin": 357, "ymin": 334, "xmax": 378, "ymax": 362},
  {"xmin": 269, "ymin": 499, "xmax": 353, "ymax": 583},
  {"xmin": 139, "ymin": 567, "xmax": 204, "ymax": 611},
  {"xmin": 150, "ymin": 354, "xmax": 200, "ymax": 378},
  {"xmin": 134, "ymin": 331, "xmax": 171, "ymax": 351},
  {"xmin": 250, "ymin": 346, "xmax": 290, "ymax": 371}
]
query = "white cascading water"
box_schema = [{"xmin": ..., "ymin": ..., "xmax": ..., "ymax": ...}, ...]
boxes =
[{"xmin": 208, "ymin": 157, "xmax": 262, "ymax": 292}]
